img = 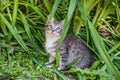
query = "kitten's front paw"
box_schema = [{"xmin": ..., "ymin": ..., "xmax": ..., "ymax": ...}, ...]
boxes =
[
  {"xmin": 45, "ymin": 62, "xmax": 53, "ymax": 69},
  {"xmin": 58, "ymin": 67, "xmax": 61, "ymax": 71},
  {"xmin": 45, "ymin": 62, "xmax": 50, "ymax": 65},
  {"xmin": 46, "ymin": 64, "xmax": 53, "ymax": 69},
  {"xmin": 58, "ymin": 66, "xmax": 64, "ymax": 71}
]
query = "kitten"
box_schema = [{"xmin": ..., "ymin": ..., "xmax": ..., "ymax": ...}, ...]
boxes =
[{"xmin": 45, "ymin": 16, "xmax": 95, "ymax": 70}]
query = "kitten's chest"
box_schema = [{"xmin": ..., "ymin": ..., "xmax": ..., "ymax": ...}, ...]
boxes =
[
  {"xmin": 45, "ymin": 37, "xmax": 59, "ymax": 53},
  {"xmin": 46, "ymin": 40, "xmax": 54, "ymax": 49}
]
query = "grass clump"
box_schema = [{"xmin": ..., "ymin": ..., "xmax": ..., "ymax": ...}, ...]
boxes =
[{"xmin": 0, "ymin": 52, "xmax": 55, "ymax": 80}]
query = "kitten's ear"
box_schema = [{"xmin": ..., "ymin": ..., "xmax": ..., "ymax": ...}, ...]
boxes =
[
  {"xmin": 60, "ymin": 19, "xmax": 65, "ymax": 27},
  {"xmin": 46, "ymin": 15, "xmax": 55, "ymax": 25}
]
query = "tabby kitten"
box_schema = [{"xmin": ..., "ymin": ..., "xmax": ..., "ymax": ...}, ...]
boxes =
[{"xmin": 45, "ymin": 16, "xmax": 95, "ymax": 70}]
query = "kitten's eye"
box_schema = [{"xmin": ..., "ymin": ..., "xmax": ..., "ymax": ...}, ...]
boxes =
[
  {"xmin": 48, "ymin": 25, "xmax": 53, "ymax": 29},
  {"xmin": 56, "ymin": 27, "xmax": 61, "ymax": 32}
]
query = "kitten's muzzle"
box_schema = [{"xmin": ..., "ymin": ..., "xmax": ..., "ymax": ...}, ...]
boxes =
[{"xmin": 51, "ymin": 30, "xmax": 55, "ymax": 33}]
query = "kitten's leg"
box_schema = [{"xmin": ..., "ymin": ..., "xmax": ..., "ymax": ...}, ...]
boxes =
[
  {"xmin": 58, "ymin": 57, "xmax": 66, "ymax": 70},
  {"xmin": 49, "ymin": 52, "xmax": 56, "ymax": 63},
  {"xmin": 48, "ymin": 45, "xmax": 57, "ymax": 63},
  {"xmin": 46, "ymin": 52, "xmax": 56, "ymax": 68},
  {"xmin": 58, "ymin": 46, "xmax": 68, "ymax": 70}
]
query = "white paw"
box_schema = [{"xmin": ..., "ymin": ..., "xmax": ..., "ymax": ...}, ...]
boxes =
[
  {"xmin": 46, "ymin": 62, "xmax": 53, "ymax": 69},
  {"xmin": 46, "ymin": 65, "xmax": 53, "ymax": 68},
  {"xmin": 58, "ymin": 67, "xmax": 61, "ymax": 71},
  {"xmin": 58, "ymin": 66, "xmax": 64, "ymax": 71},
  {"xmin": 45, "ymin": 62, "xmax": 50, "ymax": 65}
]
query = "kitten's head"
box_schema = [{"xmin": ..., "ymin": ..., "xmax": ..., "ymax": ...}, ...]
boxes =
[{"xmin": 45, "ymin": 16, "xmax": 65, "ymax": 37}]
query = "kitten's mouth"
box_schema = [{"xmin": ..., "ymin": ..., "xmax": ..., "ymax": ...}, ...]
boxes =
[
  {"xmin": 51, "ymin": 30, "xmax": 55, "ymax": 33},
  {"xmin": 51, "ymin": 31, "xmax": 60, "ymax": 36},
  {"xmin": 46, "ymin": 28, "xmax": 55, "ymax": 33},
  {"xmin": 46, "ymin": 29, "xmax": 60, "ymax": 36}
]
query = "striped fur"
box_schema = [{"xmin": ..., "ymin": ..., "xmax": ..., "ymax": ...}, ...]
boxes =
[{"xmin": 45, "ymin": 17, "xmax": 95, "ymax": 70}]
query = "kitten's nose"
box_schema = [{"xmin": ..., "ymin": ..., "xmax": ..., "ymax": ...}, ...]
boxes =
[{"xmin": 52, "ymin": 30, "xmax": 55, "ymax": 32}]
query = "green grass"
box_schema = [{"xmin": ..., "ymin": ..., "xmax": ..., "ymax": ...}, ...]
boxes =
[{"xmin": 0, "ymin": 0, "xmax": 120, "ymax": 80}]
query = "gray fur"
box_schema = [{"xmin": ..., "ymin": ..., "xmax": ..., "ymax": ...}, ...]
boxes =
[
  {"xmin": 45, "ymin": 17, "xmax": 95, "ymax": 70},
  {"xmin": 58, "ymin": 34, "xmax": 95, "ymax": 70}
]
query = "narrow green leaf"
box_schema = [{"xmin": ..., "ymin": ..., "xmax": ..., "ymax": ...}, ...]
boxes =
[
  {"xmin": 56, "ymin": 0, "xmax": 78, "ymax": 67},
  {"xmin": 67, "ymin": 56, "xmax": 81, "ymax": 69},
  {"xmin": 0, "ymin": 42, "xmax": 10, "ymax": 48},
  {"xmin": 48, "ymin": 0, "xmax": 61, "ymax": 20},
  {"xmin": 0, "ymin": 17, "xmax": 8, "ymax": 35},
  {"xmin": 77, "ymin": 72, "xmax": 83, "ymax": 80},
  {"xmin": 7, "ymin": 7, "xmax": 12, "ymax": 22},
  {"xmin": 108, "ymin": 42, "xmax": 120, "ymax": 54},
  {"xmin": 114, "ymin": 0, "xmax": 120, "ymax": 29},
  {"xmin": 52, "ymin": 69, "xmax": 71, "ymax": 80},
  {"xmin": 84, "ymin": 0, "xmax": 100, "ymax": 15},
  {"xmin": 73, "ymin": 9, "xmax": 82, "ymax": 35},
  {"xmin": 12, "ymin": 0, "xmax": 18, "ymax": 27},
  {"xmin": 58, "ymin": 0, "xmax": 78, "ymax": 48},
  {"xmin": 18, "ymin": 9, "xmax": 32, "ymax": 41},
  {"xmin": 43, "ymin": 0, "xmax": 52, "ymax": 13},
  {"xmin": 30, "ymin": 5, "xmax": 46, "ymax": 22}
]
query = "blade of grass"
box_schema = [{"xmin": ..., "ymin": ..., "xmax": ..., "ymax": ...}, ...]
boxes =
[
  {"xmin": 108, "ymin": 42, "xmax": 120, "ymax": 54},
  {"xmin": 7, "ymin": 7, "xmax": 12, "ymax": 22},
  {"xmin": 84, "ymin": 0, "xmax": 100, "ymax": 16},
  {"xmin": 0, "ymin": 17, "xmax": 8, "ymax": 35},
  {"xmin": 73, "ymin": 9, "xmax": 83, "ymax": 35},
  {"xmin": 77, "ymin": 72, "xmax": 83, "ymax": 80},
  {"xmin": 66, "ymin": 56, "xmax": 81, "ymax": 69},
  {"xmin": 52, "ymin": 69, "xmax": 71, "ymax": 80},
  {"xmin": 29, "ymin": 5, "xmax": 46, "ymax": 22},
  {"xmin": 18, "ymin": 9, "xmax": 32, "ymax": 41},
  {"xmin": 48, "ymin": 0, "xmax": 61, "ymax": 20},
  {"xmin": 12, "ymin": 0, "xmax": 18, "ymax": 27},
  {"xmin": 30, "ymin": 0, "xmax": 34, "ymax": 6},
  {"xmin": 114, "ymin": 0, "xmax": 120, "ymax": 29},
  {"xmin": 58, "ymin": 0, "xmax": 78, "ymax": 48},
  {"xmin": 43, "ymin": 0, "xmax": 52, "ymax": 13},
  {"xmin": 56, "ymin": 0, "xmax": 78, "ymax": 68}
]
